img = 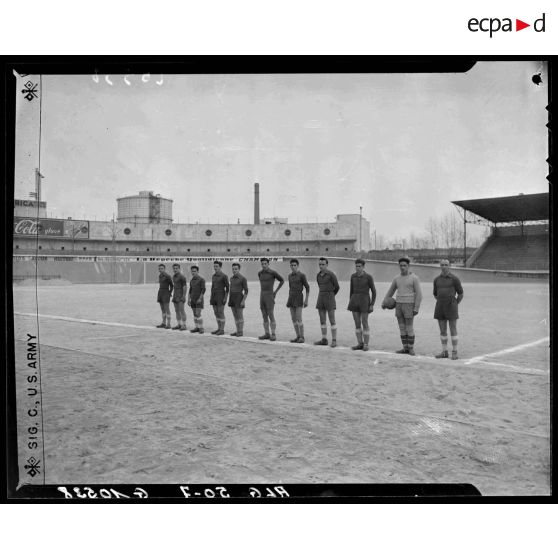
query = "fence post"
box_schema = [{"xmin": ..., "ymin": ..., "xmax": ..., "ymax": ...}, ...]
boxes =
[{"xmin": 463, "ymin": 210, "xmax": 467, "ymax": 268}]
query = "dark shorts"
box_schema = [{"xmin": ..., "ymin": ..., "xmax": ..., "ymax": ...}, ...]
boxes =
[
  {"xmin": 260, "ymin": 292, "xmax": 275, "ymax": 312},
  {"xmin": 395, "ymin": 302, "xmax": 415, "ymax": 320},
  {"xmin": 157, "ymin": 290, "xmax": 171, "ymax": 304},
  {"xmin": 347, "ymin": 293, "xmax": 371, "ymax": 313},
  {"xmin": 172, "ymin": 300, "xmax": 185, "ymax": 309},
  {"xmin": 434, "ymin": 297, "xmax": 459, "ymax": 320},
  {"xmin": 210, "ymin": 291, "xmax": 226, "ymax": 306},
  {"xmin": 228, "ymin": 292, "xmax": 244, "ymax": 308},
  {"xmin": 286, "ymin": 291, "xmax": 304, "ymax": 308},
  {"xmin": 316, "ymin": 292, "xmax": 336, "ymax": 311},
  {"xmin": 189, "ymin": 291, "xmax": 204, "ymax": 309}
]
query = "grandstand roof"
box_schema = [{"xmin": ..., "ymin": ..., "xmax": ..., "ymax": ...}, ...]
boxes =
[{"xmin": 452, "ymin": 193, "xmax": 549, "ymax": 224}]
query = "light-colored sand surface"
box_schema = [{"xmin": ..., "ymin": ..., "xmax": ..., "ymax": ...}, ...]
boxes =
[{"xmin": 12, "ymin": 282, "xmax": 550, "ymax": 494}]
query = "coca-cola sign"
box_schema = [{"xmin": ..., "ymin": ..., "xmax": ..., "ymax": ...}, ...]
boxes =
[{"xmin": 14, "ymin": 218, "xmax": 64, "ymax": 237}]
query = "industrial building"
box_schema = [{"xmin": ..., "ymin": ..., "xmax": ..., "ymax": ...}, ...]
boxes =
[
  {"xmin": 13, "ymin": 199, "xmax": 47, "ymax": 219},
  {"xmin": 117, "ymin": 191, "xmax": 173, "ymax": 225},
  {"xmin": 14, "ymin": 184, "xmax": 371, "ymax": 256}
]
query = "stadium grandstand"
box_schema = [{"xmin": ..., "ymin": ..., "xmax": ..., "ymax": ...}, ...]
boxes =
[{"xmin": 452, "ymin": 192, "xmax": 549, "ymax": 272}]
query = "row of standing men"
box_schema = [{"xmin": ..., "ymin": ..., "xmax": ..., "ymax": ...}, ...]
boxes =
[{"xmin": 156, "ymin": 256, "xmax": 464, "ymax": 359}]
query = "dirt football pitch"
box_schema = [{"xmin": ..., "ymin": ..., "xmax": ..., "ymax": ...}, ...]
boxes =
[{"xmin": 13, "ymin": 280, "xmax": 550, "ymax": 495}]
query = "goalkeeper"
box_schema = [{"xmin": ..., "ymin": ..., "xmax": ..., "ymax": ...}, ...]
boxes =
[{"xmin": 382, "ymin": 257, "xmax": 422, "ymax": 355}]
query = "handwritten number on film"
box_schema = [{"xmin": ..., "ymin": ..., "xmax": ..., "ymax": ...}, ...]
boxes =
[
  {"xmin": 57, "ymin": 486, "xmax": 148, "ymax": 499},
  {"xmin": 179, "ymin": 485, "xmax": 290, "ymax": 498},
  {"xmin": 93, "ymin": 73, "xmax": 164, "ymax": 86}
]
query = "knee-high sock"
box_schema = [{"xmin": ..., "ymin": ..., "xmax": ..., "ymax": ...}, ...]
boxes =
[
  {"xmin": 331, "ymin": 325, "xmax": 337, "ymax": 341},
  {"xmin": 440, "ymin": 335, "xmax": 448, "ymax": 350},
  {"xmin": 363, "ymin": 328, "xmax": 370, "ymax": 346},
  {"xmin": 406, "ymin": 323, "xmax": 414, "ymax": 347},
  {"xmin": 263, "ymin": 321, "xmax": 270, "ymax": 335},
  {"xmin": 270, "ymin": 320, "xmax": 276, "ymax": 334},
  {"xmin": 298, "ymin": 322, "xmax": 304, "ymax": 339},
  {"xmin": 398, "ymin": 322, "xmax": 407, "ymax": 348},
  {"xmin": 451, "ymin": 335, "xmax": 458, "ymax": 349}
]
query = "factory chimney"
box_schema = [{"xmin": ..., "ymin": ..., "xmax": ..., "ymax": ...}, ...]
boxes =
[{"xmin": 254, "ymin": 183, "xmax": 260, "ymax": 225}]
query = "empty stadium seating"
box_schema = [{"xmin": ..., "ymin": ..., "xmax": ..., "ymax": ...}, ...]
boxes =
[{"xmin": 470, "ymin": 233, "xmax": 548, "ymax": 271}]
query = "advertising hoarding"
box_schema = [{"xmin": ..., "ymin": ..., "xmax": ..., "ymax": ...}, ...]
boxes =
[{"xmin": 14, "ymin": 217, "xmax": 90, "ymax": 238}]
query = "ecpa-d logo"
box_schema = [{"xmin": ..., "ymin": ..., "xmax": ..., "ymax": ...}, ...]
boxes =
[{"xmin": 468, "ymin": 13, "xmax": 545, "ymax": 37}]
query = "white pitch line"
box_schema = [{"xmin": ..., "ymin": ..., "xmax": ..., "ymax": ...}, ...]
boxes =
[
  {"xmin": 15, "ymin": 312, "xmax": 548, "ymax": 375},
  {"xmin": 465, "ymin": 337, "xmax": 550, "ymax": 365},
  {"xmin": 481, "ymin": 362, "xmax": 548, "ymax": 376},
  {"xmin": 15, "ymin": 312, "xmax": 161, "ymax": 331},
  {"xmin": 14, "ymin": 312, "xmax": 439, "ymax": 362},
  {"xmin": 86, "ymin": 333, "xmax": 146, "ymax": 341}
]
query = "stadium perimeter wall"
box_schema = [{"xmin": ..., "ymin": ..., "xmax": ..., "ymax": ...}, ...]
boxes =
[{"xmin": 12, "ymin": 257, "xmax": 549, "ymax": 285}]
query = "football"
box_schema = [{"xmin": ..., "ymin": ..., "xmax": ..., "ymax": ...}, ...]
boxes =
[{"xmin": 383, "ymin": 297, "xmax": 396, "ymax": 310}]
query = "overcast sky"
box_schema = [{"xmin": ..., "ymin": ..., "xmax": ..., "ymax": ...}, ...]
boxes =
[{"xmin": 14, "ymin": 61, "xmax": 548, "ymax": 239}]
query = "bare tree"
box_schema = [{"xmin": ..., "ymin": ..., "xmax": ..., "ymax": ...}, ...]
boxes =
[
  {"xmin": 441, "ymin": 212, "xmax": 464, "ymax": 257},
  {"xmin": 375, "ymin": 233, "xmax": 388, "ymax": 250},
  {"xmin": 426, "ymin": 217, "xmax": 439, "ymax": 248},
  {"xmin": 374, "ymin": 212, "xmax": 487, "ymax": 255}
]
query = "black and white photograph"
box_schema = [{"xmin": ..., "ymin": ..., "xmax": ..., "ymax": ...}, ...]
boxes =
[{"xmin": 7, "ymin": 59, "xmax": 551, "ymax": 499}]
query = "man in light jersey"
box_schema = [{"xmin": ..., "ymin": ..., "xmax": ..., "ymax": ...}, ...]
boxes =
[{"xmin": 382, "ymin": 257, "xmax": 422, "ymax": 355}]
